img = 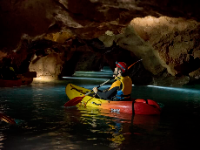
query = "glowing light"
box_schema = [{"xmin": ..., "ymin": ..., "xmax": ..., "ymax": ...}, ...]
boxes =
[
  {"xmin": 33, "ymin": 76, "xmax": 58, "ymax": 82},
  {"xmin": 62, "ymin": 76, "xmax": 111, "ymax": 81},
  {"xmin": 73, "ymin": 74, "xmax": 112, "ymax": 77},
  {"xmin": 147, "ymin": 85, "xmax": 200, "ymax": 94}
]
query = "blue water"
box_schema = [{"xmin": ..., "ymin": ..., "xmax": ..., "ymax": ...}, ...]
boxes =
[{"xmin": 1, "ymin": 67, "xmax": 200, "ymax": 150}]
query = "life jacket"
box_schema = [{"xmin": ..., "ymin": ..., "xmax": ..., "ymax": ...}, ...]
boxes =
[{"xmin": 109, "ymin": 76, "xmax": 132, "ymax": 100}]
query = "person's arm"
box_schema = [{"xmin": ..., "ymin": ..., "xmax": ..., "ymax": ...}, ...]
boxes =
[{"xmin": 96, "ymin": 87, "xmax": 119, "ymax": 99}]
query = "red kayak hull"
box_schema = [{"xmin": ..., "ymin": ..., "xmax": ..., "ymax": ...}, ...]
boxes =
[{"xmin": 100, "ymin": 99, "xmax": 161, "ymax": 115}]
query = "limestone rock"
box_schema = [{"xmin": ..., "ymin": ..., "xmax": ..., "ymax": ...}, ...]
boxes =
[
  {"xmin": 114, "ymin": 25, "xmax": 165, "ymax": 75},
  {"xmin": 131, "ymin": 16, "xmax": 200, "ymax": 76},
  {"xmin": 29, "ymin": 53, "xmax": 64, "ymax": 79}
]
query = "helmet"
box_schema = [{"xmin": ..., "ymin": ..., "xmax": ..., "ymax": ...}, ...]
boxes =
[{"xmin": 115, "ymin": 62, "xmax": 127, "ymax": 73}]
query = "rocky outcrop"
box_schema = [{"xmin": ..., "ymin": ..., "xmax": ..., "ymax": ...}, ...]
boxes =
[
  {"xmin": 131, "ymin": 16, "xmax": 200, "ymax": 77},
  {"xmin": 29, "ymin": 53, "xmax": 64, "ymax": 80},
  {"xmin": 99, "ymin": 27, "xmax": 164, "ymax": 75}
]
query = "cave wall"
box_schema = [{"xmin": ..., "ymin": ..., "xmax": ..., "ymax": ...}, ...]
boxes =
[
  {"xmin": 131, "ymin": 16, "xmax": 200, "ymax": 76},
  {"xmin": 99, "ymin": 16, "xmax": 200, "ymax": 82},
  {"xmin": 0, "ymin": 0, "xmax": 55, "ymax": 50},
  {"xmin": 99, "ymin": 26, "xmax": 165, "ymax": 75},
  {"xmin": 1, "ymin": 0, "xmax": 200, "ymax": 85},
  {"xmin": 29, "ymin": 53, "xmax": 64, "ymax": 79}
]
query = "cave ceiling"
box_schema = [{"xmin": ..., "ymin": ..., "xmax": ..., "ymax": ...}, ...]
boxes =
[
  {"xmin": 1, "ymin": 0, "xmax": 200, "ymax": 49},
  {"xmin": 1, "ymin": 0, "xmax": 200, "ymax": 85}
]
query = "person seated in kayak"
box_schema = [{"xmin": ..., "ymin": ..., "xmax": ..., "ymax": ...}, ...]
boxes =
[{"xmin": 92, "ymin": 62, "xmax": 132, "ymax": 101}]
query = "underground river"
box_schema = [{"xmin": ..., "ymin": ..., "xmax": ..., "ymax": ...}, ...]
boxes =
[{"xmin": 1, "ymin": 67, "xmax": 200, "ymax": 150}]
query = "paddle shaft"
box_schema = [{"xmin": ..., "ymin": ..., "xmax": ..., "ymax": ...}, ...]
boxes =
[
  {"xmin": 97, "ymin": 78, "xmax": 111, "ymax": 88},
  {"xmin": 85, "ymin": 78, "xmax": 111, "ymax": 96},
  {"xmin": 128, "ymin": 59, "xmax": 142, "ymax": 70}
]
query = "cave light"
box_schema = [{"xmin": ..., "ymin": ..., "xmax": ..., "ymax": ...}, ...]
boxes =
[
  {"xmin": 147, "ymin": 85, "xmax": 200, "ymax": 94},
  {"xmin": 33, "ymin": 76, "xmax": 56, "ymax": 82},
  {"xmin": 62, "ymin": 76, "xmax": 111, "ymax": 81}
]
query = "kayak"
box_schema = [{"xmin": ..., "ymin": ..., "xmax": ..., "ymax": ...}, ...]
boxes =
[
  {"xmin": 0, "ymin": 76, "xmax": 33, "ymax": 87},
  {"xmin": 65, "ymin": 83, "xmax": 161, "ymax": 115}
]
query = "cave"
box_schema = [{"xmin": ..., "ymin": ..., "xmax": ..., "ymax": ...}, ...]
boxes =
[{"xmin": 1, "ymin": 1, "xmax": 200, "ymax": 149}]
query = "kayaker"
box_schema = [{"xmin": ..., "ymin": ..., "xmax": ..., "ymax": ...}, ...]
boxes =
[
  {"xmin": 1, "ymin": 58, "xmax": 17, "ymax": 80},
  {"xmin": 92, "ymin": 62, "xmax": 132, "ymax": 101}
]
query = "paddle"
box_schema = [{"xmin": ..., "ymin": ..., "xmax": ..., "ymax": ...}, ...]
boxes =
[
  {"xmin": 0, "ymin": 112, "xmax": 16, "ymax": 125},
  {"xmin": 64, "ymin": 59, "xmax": 142, "ymax": 107},
  {"xmin": 128, "ymin": 59, "xmax": 142, "ymax": 70}
]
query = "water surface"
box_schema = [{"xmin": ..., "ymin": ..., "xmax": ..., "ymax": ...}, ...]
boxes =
[{"xmin": 1, "ymin": 68, "xmax": 200, "ymax": 150}]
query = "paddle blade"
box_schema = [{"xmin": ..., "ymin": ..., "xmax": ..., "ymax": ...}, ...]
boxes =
[
  {"xmin": 64, "ymin": 96, "xmax": 84, "ymax": 107},
  {"xmin": 0, "ymin": 113, "xmax": 16, "ymax": 125}
]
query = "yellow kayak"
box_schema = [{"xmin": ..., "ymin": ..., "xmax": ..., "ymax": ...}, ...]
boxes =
[{"xmin": 65, "ymin": 83, "xmax": 161, "ymax": 115}]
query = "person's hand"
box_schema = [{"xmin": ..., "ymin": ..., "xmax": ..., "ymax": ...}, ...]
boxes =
[{"xmin": 93, "ymin": 87, "xmax": 98, "ymax": 93}]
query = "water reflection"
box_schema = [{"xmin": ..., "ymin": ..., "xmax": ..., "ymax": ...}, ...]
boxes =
[
  {"xmin": 64, "ymin": 106, "xmax": 160, "ymax": 149},
  {"xmin": 0, "ymin": 132, "xmax": 5, "ymax": 149}
]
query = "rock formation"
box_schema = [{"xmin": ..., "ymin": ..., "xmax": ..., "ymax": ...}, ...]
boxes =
[{"xmin": 1, "ymin": 0, "xmax": 200, "ymax": 85}]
